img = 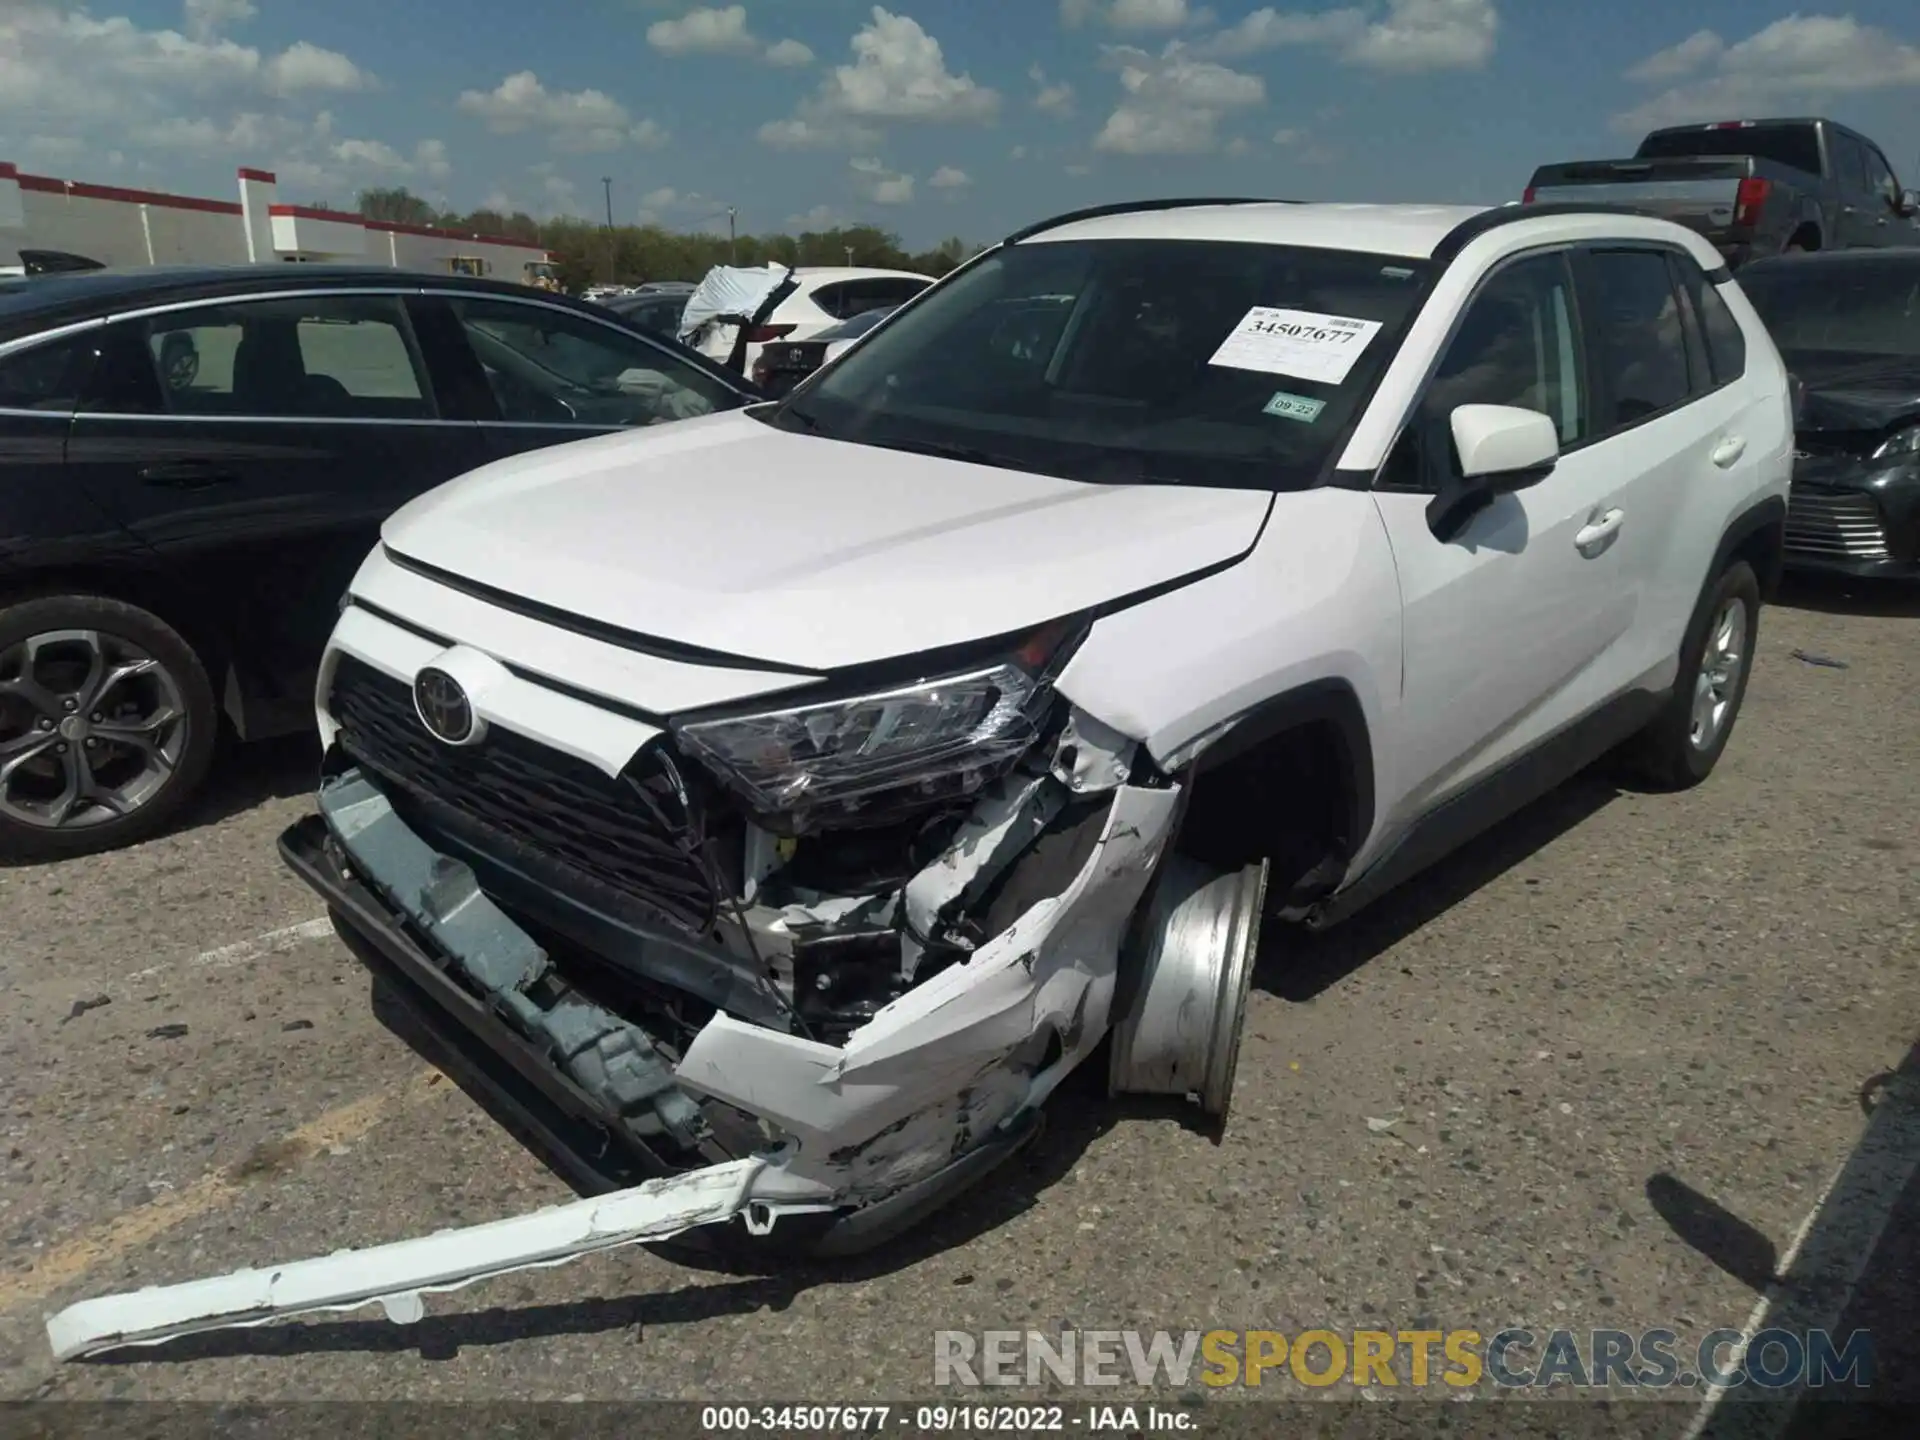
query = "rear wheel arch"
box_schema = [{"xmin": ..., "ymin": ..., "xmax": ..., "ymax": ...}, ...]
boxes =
[
  {"xmin": 1711, "ymin": 493, "xmax": 1788, "ymax": 600},
  {"xmin": 1171, "ymin": 678, "xmax": 1377, "ymax": 909}
]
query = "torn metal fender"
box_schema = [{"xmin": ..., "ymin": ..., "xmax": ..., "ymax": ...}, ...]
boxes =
[
  {"xmin": 673, "ymin": 784, "xmax": 1181, "ymax": 1194},
  {"xmin": 45, "ymin": 1158, "xmax": 766, "ymax": 1362}
]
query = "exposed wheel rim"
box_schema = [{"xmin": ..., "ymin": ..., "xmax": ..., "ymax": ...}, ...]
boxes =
[
  {"xmin": 0, "ymin": 629, "xmax": 190, "ymax": 830},
  {"xmin": 1688, "ymin": 597, "xmax": 1748, "ymax": 753}
]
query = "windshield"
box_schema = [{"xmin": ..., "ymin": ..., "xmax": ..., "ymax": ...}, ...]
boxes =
[
  {"xmin": 1637, "ymin": 124, "xmax": 1822, "ymax": 174},
  {"xmin": 1740, "ymin": 260, "xmax": 1920, "ymax": 360},
  {"xmin": 770, "ymin": 238, "xmax": 1435, "ymax": 490}
]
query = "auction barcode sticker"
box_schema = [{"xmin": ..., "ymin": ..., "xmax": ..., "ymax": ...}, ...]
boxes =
[{"xmin": 1208, "ymin": 307, "xmax": 1384, "ymax": 386}]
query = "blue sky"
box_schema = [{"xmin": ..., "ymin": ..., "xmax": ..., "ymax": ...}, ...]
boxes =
[{"xmin": 4, "ymin": 1, "xmax": 1920, "ymax": 244}]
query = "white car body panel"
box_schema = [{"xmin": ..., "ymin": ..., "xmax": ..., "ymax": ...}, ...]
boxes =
[
  {"xmin": 381, "ymin": 409, "xmax": 1274, "ymax": 672},
  {"xmin": 1053, "ymin": 488, "xmax": 1404, "ymax": 863}
]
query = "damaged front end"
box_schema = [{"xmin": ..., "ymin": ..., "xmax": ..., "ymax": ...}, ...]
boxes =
[{"xmin": 48, "ymin": 615, "xmax": 1265, "ymax": 1359}]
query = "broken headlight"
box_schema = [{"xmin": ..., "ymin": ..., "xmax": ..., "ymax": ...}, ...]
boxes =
[{"xmin": 672, "ymin": 629, "xmax": 1073, "ymax": 835}]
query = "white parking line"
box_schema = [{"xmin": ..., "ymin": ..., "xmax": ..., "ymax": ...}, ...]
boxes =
[
  {"xmin": 1685, "ymin": 1064, "xmax": 1920, "ymax": 1439},
  {"xmin": 124, "ymin": 916, "xmax": 334, "ymax": 985}
]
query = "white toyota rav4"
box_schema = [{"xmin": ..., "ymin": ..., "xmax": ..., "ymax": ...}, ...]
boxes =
[{"xmin": 49, "ymin": 200, "xmax": 1794, "ymax": 1357}]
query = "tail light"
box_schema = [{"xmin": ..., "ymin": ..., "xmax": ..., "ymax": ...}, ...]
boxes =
[
  {"xmin": 745, "ymin": 324, "xmax": 796, "ymax": 343},
  {"xmin": 1734, "ymin": 177, "xmax": 1771, "ymax": 227},
  {"xmin": 1522, "ymin": 186, "xmax": 1537, "ymax": 204}
]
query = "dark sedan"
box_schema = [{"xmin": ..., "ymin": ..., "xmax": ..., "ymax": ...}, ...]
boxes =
[
  {"xmin": 0, "ymin": 265, "xmax": 760, "ymax": 861},
  {"xmin": 1739, "ymin": 250, "xmax": 1920, "ymax": 577}
]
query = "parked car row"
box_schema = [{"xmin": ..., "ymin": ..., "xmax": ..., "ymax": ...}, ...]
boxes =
[{"xmin": 50, "ymin": 194, "xmax": 1825, "ymax": 1359}]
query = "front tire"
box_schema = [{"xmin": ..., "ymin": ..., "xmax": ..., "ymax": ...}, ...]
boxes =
[
  {"xmin": 0, "ymin": 595, "xmax": 218, "ymax": 862},
  {"xmin": 1623, "ymin": 561, "xmax": 1761, "ymax": 791}
]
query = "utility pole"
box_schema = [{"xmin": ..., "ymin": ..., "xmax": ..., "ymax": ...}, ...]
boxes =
[
  {"xmin": 727, "ymin": 206, "xmax": 738, "ymax": 264},
  {"xmin": 844, "ymin": 245, "xmax": 854, "ymax": 265},
  {"xmin": 600, "ymin": 176, "xmax": 616, "ymax": 284}
]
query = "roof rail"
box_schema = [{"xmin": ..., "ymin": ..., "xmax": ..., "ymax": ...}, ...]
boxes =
[
  {"xmin": 1004, "ymin": 196, "xmax": 1297, "ymax": 245},
  {"xmin": 1431, "ymin": 201, "xmax": 1680, "ymax": 262}
]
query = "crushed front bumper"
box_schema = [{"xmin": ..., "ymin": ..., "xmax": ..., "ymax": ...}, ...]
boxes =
[{"xmin": 46, "ymin": 762, "xmax": 1180, "ymax": 1360}]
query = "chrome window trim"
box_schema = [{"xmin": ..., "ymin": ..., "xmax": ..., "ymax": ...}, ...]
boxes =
[{"xmin": 0, "ymin": 284, "xmax": 729, "ymax": 423}]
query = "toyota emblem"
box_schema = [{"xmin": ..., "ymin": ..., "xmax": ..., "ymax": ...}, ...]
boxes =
[{"xmin": 413, "ymin": 666, "xmax": 477, "ymax": 745}]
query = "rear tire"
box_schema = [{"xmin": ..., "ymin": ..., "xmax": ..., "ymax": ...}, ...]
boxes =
[
  {"xmin": 1621, "ymin": 561, "xmax": 1761, "ymax": 791},
  {"xmin": 0, "ymin": 594, "xmax": 218, "ymax": 862}
]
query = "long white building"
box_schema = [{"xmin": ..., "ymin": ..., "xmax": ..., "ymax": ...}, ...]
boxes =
[{"xmin": 0, "ymin": 161, "xmax": 554, "ymax": 283}]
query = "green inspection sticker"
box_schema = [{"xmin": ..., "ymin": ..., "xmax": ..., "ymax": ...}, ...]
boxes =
[{"xmin": 1263, "ymin": 391, "xmax": 1326, "ymax": 423}]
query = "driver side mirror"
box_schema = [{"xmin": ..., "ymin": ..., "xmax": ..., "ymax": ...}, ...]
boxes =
[
  {"xmin": 1426, "ymin": 403, "xmax": 1560, "ymax": 542},
  {"xmin": 1899, "ymin": 188, "xmax": 1920, "ymax": 219}
]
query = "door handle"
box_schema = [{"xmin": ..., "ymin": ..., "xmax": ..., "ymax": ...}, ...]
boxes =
[
  {"xmin": 1711, "ymin": 436, "xmax": 1748, "ymax": 468},
  {"xmin": 138, "ymin": 461, "xmax": 239, "ymax": 490},
  {"xmin": 1575, "ymin": 508, "xmax": 1625, "ymax": 557}
]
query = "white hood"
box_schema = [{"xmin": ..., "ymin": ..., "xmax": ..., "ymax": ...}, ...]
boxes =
[{"xmin": 381, "ymin": 411, "xmax": 1271, "ymax": 673}]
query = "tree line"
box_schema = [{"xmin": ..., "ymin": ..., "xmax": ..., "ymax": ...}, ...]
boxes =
[{"xmin": 353, "ymin": 186, "xmax": 977, "ymax": 291}]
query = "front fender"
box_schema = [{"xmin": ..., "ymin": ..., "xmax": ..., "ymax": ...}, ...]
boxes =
[{"xmin": 1054, "ymin": 486, "xmax": 1401, "ymax": 847}]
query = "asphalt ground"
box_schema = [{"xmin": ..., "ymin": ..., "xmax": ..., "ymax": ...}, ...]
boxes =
[{"xmin": 1, "ymin": 573, "xmax": 1914, "ymax": 1433}]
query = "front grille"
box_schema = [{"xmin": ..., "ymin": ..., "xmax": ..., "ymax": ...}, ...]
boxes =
[
  {"xmin": 327, "ymin": 656, "xmax": 717, "ymax": 932},
  {"xmin": 1785, "ymin": 487, "xmax": 1890, "ymax": 561}
]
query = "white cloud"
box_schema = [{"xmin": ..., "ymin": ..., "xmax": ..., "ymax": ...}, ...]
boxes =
[
  {"xmin": 1178, "ymin": 1, "xmax": 1493, "ymax": 70},
  {"xmin": 1614, "ymin": 14, "xmax": 1920, "ymax": 134},
  {"xmin": 787, "ymin": 202, "xmax": 844, "ymax": 229},
  {"xmin": 647, "ymin": 5, "xmax": 758, "ymax": 55},
  {"xmin": 640, "ymin": 186, "xmax": 680, "ymax": 210},
  {"xmin": 1010, "ymin": 143, "xmax": 1029, "ymax": 159},
  {"xmin": 263, "ymin": 41, "xmax": 371, "ymax": 95},
  {"xmin": 1031, "ymin": 63, "xmax": 1077, "ymax": 116},
  {"xmin": 1272, "ymin": 125, "xmax": 1306, "ymax": 144},
  {"xmin": 759, "ymin": 6, "xmax": 998, "ymax": 145},
  {"xmin": 1063, "ymin": 0, "xmax": 1214, "ymax": 31},
  {"xmin": 326, "ymin": 135, "xmax": 453, "ymax": 182},
  {"xmin": 764, "ymin": 38, "xmax": 815, "ymax": 67},
  {"xmin": 1186, "ymin": 6, "xmax": 1367, "ymax": 58},
  {"xmin": 1624, "ymin": 29, "xmax": 1723, "ymax": 84},
  {"xmin": 182, "ymin": 0, "xmax": 255, "ymax": 41},
  {"xmin": 456, "ymin": 71, "xmax": 667, "ymax": 153},
  {"xmin": 929, "ymin": 164, "xmax": 971, "ymax": 187},
  {"xmin": 850, "ymin": 154, "xmax": 915, "ymax": 204},
  {"xmin": 647, "ymin": 6, "xmax": 815, "ymax": 67},
  {"xmin": 0, "ymin": 4, "xmax": 375, "ymax": 132},
  {"xmin": 1343, "ymin": 0, "xmax": 1497, "ymax": 72},
  {"xmin": 1094, "ymin": 49, "xmax": 1266, "ymax": 154}
]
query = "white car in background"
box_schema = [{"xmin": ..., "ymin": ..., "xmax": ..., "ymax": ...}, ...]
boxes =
[{"xmin": 683, "ymin": 265, "xmax": 932, "ymax": 376}]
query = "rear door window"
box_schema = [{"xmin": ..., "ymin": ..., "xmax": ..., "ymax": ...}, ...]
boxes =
[
  {"xmin": 144, "ymin": 295, "xmax": 435, "ymax": 420},
  {"xmin": 1579, "ymin": 250, "xmax": 1691, "ymax": 428}
]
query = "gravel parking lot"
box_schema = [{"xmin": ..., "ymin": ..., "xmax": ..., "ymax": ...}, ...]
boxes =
[{"xmin": 1, "ymin": 577, "xmax": 1914, "ymax": 1415}]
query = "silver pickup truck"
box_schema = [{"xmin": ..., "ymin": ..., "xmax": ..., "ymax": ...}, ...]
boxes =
[{"xmin": 1526, "ymin": 117, "xmax": 1920, "ymax": 269}]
